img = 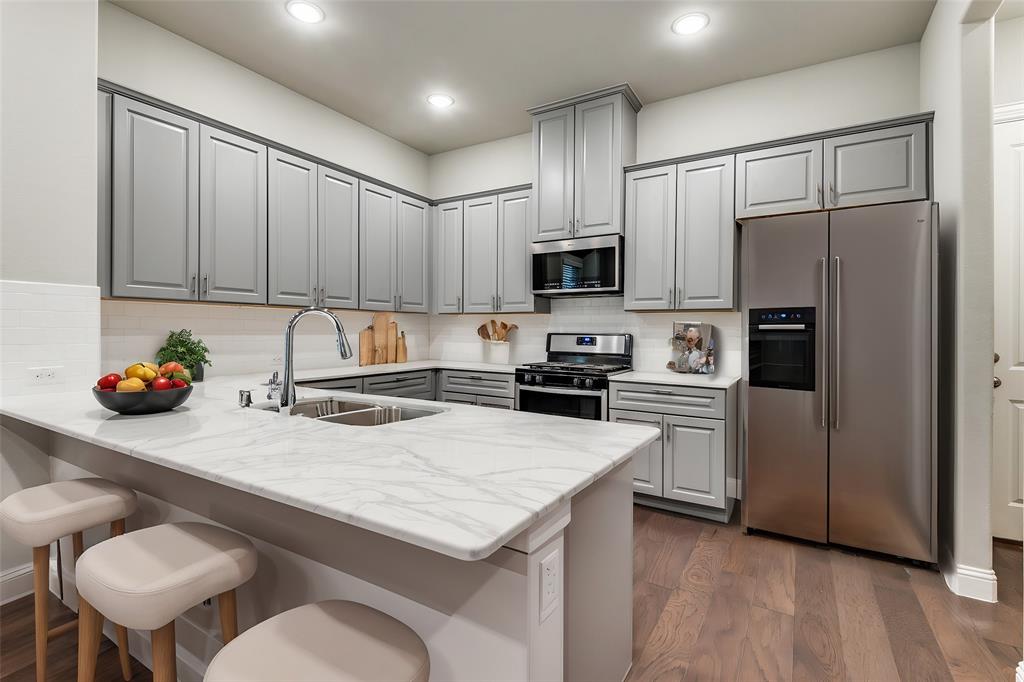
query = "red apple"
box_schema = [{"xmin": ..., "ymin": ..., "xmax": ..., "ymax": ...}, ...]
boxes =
[
  {"xmin": 170, "ymin": 378, "xmax": 188, "ymax": 389},
  {"xmin": 150, "ymin": 376, "xmax": 172, "ymax": 391},
  {"xmin": 96, "ymin": 373, "xmax": 121, "ymax": 390}
]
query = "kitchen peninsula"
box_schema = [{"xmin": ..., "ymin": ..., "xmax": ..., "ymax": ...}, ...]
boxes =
[{"xmin": 0, "ymin": 370, "xmax": 659, "ymax": 681}]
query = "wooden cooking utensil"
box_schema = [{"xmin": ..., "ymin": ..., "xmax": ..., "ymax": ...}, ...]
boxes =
[
  {"xmin": 505, "ymin": 323, "xmax": 518, "ymax": 340},
  {"xmin": 359, "ymin": 327, "xmax": 373, "ymax": 366},
  {"xmin": 386, "ymin": 321, "xmax": 398, "ymax": 363},
  {"xmin": 477, "ymin": 323, "xmax": 490, "ymax": 341},
  {"xmin": 498, "ymin": 321, "xmax": 510, "ymax": 341},
  {"xmin": 396, "ymin": 331, "xmax": 408, "ymax": 363},
  {"xmin": 491, "ymin": 319, "xmax": 500, "ymax": 339}
]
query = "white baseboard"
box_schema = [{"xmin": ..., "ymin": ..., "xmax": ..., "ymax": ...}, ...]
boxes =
[
  {"xmin": 943, "ymin": 562, "xmax": 999, "ymax": 603},
  {"xmin": 1015, "ymin": 660, "xmax": 1024, "ymax": 682},
  {"xmin": 0, "ymin": 562, "xmax": 34, "ymax": 605}
]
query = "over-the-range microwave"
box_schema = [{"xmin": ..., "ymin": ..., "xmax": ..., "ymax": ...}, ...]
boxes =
[{"xmin": 531, "ymin": 234, "xmax": 623, "ymax": 297}]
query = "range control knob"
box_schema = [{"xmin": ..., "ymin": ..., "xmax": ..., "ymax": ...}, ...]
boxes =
[
  {"xmin": 573, "ymin": 377, "xmax": 582, "ymax": 388},
  {"xmin": 535, "ymin": 375, "xmax": 544, "ymax": 386},
  {"xmin": 585, "ymin": 378, "xmax": 594, "ymax": 389}
]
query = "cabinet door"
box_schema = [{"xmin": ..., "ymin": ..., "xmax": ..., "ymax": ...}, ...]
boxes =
[
  {"xmin": 824, "ymin": 123, "xmax": 928, "ymax": 209},
  {"xmin": 317, "ymin": 167, "xmax": 359, "ymax": 309},
  {"xmin": 609, "ymin": 409, "xmax": 664, "ymax": 496},
  {"xmin": 532, "ymin": 106, "xmax": 574, "ymax": 242},
  {"xmin": 434, "ymin": 201, "xmax": 464, "ymax": 314},
  {"xmin": 736, "ymin": 140, "xmax": 823, "ymax": 218},
  {"xmin": 98, "ymin": 91, "xmax": 112, "ymax": 298},
  {"xmin": 676, "ymin": 155, "xmax": 735, "ymax": 310},
  {"xmin": 439, "ymin": 391, "xmax": 478, "ymax": 406},
  {"xmin": 663, "ymin": 415, "xmax": 726, "ymax": 508},
  {"xmin": 463, "ymin": 195, "xmax": 498, "ymax": 313},
  {"xmin": 623, "ymin": 166, "xmax": 676, "ymax": 310},
  {"xmin": 200, "ymin": 125, "xmax": 267, "ymax": 304},
  {"xmin": 497, "ymin": 189, "xmax": 534, "ymax": 312},
  {"xmin": 363, "ymin": 370, "xmax": 434, "ymax": 398},
  {"xmin": 397, "ymin": 195, "xmax": 430, "ymax": 313},
  {"xmin": 268, "ymin": 150, "xmax": 317, "ymax": 306},
  {"xmin": 574, "ymin": 94, "xmax": 622, "ymax": 238},
  {"xmin": 359, "ymin": 181, "xmax": 398, "ymax": 311},
  {"xmin": 477, "ymin": 395, "xmax": 515, "ymax": 410},
  {"xmin": 112, "ymin": 96, "xmax": 199, "ymax": 300}
]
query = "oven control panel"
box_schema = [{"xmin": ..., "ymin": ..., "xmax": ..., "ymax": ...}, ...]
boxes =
[{"xmin": 750, "ymin": 307, "xmax": 816, "ymax": 325}]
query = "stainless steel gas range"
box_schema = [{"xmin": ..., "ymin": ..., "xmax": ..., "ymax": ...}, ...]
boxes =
[{"xmin": 515, "ymin": 333, "xmax": 633, "ymax": 421}]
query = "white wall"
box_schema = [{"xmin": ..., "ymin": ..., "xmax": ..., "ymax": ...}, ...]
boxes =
[
  {"xmin": 920, "ymin": 0, "xmax": 998, "ymax": 601},
  {"xmin": 98, "ymin": 1, "xmax": 429, "ymax": 196},
  {"xmin": 428, "ymin": 133, "xmax": 532, "ymax": 199},
  {"xmin": 994, "ymin": 16, "xmax": 1024, "ymax": 106},
  {"xmin": 425, "ymin": 43, "xmax": 921, "ymax": 197}
]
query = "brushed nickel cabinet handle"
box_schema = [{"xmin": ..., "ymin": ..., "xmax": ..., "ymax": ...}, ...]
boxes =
[
  {"xmin": 829, "ymin": 181, "xmax": 836, "ymax": 206},
  {"xmin": 320, "ymin": 287, "xmax": 325, "ymax": 304},
  {"xmin": 190, "ymin": 274, "xmax": 196, "ymax": 294},
  {"xmin": 817, "ymin": 183, "xmax": 823, "ymax": 209},
  {"xmin": 202, "ymin": 274, "xmax": 208, "ymax": 295},
  {"xmin": 491, "ymin": 294, "xmax": 496, "ymax": 311},
  {"xmin": 994, "ymin": 376, "xmax": 1003, "ymax": 389},
  {"xmin": 456, "ymin": 295, "xmax": 461, "ymax": 312}
]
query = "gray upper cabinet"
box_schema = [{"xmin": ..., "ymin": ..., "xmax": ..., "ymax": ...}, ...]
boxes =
[
  {"xmin": 496, "ymin": 190, "xmax": 534, "ymax": 313},
  {"xmin": 824, "ymin": 123, "xmax": 927, "ymax": 209},
  {"xmin": 675, "ymin": 155, "xmax": 735, "ymax": 310},
  {"xmin": 531, "ymin": 107, "xmax": 575, "ymax": 242},
  {"xmin": 662, "ymin": 415, "xmax": 726, "ymax": 509},
  {"xmin": 574, "ymin": 94, "xmax": 627, "ymax": 239},
  {"xmin": 359, "ymin": 181, "xmax": 398, "ymax": 311},
  {"xmin": 318, "ymin": 166, "xmax": 359, "ymax": 309},
  {"xmin": 624, "ymin": 165, "xmax": 676, "ymax": 311},
  {"xmin": 434, "ymin": 202, "xmax": 463, "ymax": 314},
  {"xmin": 463, "ymin": 195, "xmax": 498, "ymax": 313},
  {"xmin": 396, "ymin": 195, "xmax": 430, "ymax": 313},
  {"xmin": 268, "ymin": 150, "xmax": 317, "ymax": 307},
  {"xmin": 736, "ymin": 140, "xmax": 823, "ymax": 219},
  {"xmin": 200, "ymin": 125, "xmax": 267, "ymax": 304},
  {"xmin": 98, "ymin": 91, "xmax": 112, "ymax": 298},
  {"xmin": 112, "ymin": 95, "xmax": 199, "ymax": 301}
]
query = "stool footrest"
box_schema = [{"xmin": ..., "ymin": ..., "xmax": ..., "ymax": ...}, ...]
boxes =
[{"xmin": 47, "ymin": 618, "xmax": 78, "ymax": 641}]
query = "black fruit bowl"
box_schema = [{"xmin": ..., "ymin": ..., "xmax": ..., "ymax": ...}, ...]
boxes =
[{"xmin": 92, "ymin": 385, "xmax": 193, "ymax": 415}]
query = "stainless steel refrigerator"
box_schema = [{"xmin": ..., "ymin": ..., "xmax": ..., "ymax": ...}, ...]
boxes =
[{"xmin": 741, "ymin": 201, "xmax": 937, "ymax": 562}]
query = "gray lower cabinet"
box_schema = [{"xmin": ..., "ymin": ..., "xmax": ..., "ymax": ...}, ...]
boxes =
[
  {"xmin": 609, "ymin": 409, "xmax": 664, "ymax": 496},
  {"xmin": 476, "ymin": 395, "xmax": 515, "ymax": 410},
  {"xmin": 363, "ymin": 370, "xmax": 435, "ymax": 399},
  {"xmin": 824, "ymin": 122, "xmax": 927, "ymax": 209},
  {"xmin": 496, "ymin": 190, "xmax": 535, "ymax": 313},
  {"xmin": 624, "ymin": 165, "xmax": 676, "ymax": 311},
  {"xmin": 463, "ymin": 195, "xmax": 498, "ymax": 313},
  {"xmin": 663, "ymin": 415, "xmax": 725, "ymax": 508},
  {"xmin": 295, "ymin": 377, "xmax": 364, "ymax": 393},
  {"xmin": 434, "ymin": 201, "xmax": 463, "ymax": 314},
  {"xmin": 200, "ymin": 125, "xmax": 267, "ymax": 304},
  {"xmin": 397, "ymin": 195, "xmax": 430, "ymax": 313},
  {"xmin": 317, "ymin": 167, "xmax": 359, "ymax": 309},
  {"xmin": 359, "ymin": 181, "xmax": 398, "ymax": 311},
  {"xmin": 736, "ymin": 140, "xmax": 823, "ymax": 219},
  {"xmin": 268, "ymin": 149, "xmax": 317, "ymax": 306},
  {"xmin": 112, "ymin": 95, "xmax": 199, "ymax": 300},
  {"xmin": 439, "ymin": 391, "xmax": 477, "ymax": 405},
  {"xmin": 675, "ymin": 155, "xmax": 735, "ymax": 310},
  {"xmin": 438, "ymin": 370, "xmax": 515, "ymax": 408},
  {"xmin": 98, "ymin": 91, "xmax": 112, "ymax": 298},
  {"xmin": 532, "ymin": 106, "xmax": 575, "ymax": 242}
]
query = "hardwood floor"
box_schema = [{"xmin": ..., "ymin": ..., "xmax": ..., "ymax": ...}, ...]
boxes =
[
  {"xmin": 630, "ymin": 506, "xmax": 1023, "ymax": 682},
  {"xmin": 0, "ymin": 509, "xmax": 1019, "ymax": 681}
]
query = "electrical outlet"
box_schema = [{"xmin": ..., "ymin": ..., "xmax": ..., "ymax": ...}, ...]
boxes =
[
  {"xmin": 539, "ymin": 548, "xmax": 560, "ymax": 621},
  {"xmin": 28, "ymin": 366, "xmax": 62, "ymax": 385}
]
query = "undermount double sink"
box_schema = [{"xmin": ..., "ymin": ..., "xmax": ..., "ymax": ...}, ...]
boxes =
[{"xmin": 263, "ymin": 397, "xmax": 443, "ymax": 426}]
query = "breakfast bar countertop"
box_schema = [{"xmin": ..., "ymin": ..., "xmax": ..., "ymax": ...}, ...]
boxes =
[{"xmin": 0, "ymin": 369, "xmax": 658, "ymax": 562}]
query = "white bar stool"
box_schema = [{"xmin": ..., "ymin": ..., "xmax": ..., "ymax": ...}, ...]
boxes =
[
  {"xmin": 74, "ymin": 522, "xmax": 257, "ymax": 682},
  {"xmin": 0, "ymin": 478, "xmax": 138, "ymax": 682},
  {"xmin": 203, "ymin": 600, "xmax": 430, "ymax": 682}
]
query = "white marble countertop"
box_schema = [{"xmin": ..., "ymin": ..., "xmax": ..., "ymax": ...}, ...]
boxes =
[
  {"xmin": 611, "ymin": 371, "xmax": 740, "ymax": 389},
  {"xmin": 0, "ymin": 371, "xmax": 657, "ymax": 562}
]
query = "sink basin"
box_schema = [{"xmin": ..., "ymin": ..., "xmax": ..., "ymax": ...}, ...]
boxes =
[
  {"xmin": 262, "ymin": 397, "xmax": 379, "ymax": 418},
  {"xmin": 317, "ymin": 405, "xmax": 442, "ymax": 426}
]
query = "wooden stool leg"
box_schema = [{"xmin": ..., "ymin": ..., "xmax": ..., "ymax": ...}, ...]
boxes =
[
  {"xmin": 77, "ymin": 598, "xmax": 103, "ymax": 682},
  {"xmin": 151, "ymin": 621, "xmax": 177, "ymax": 682},
  {"xmin": 32, "ymin": 545, "xmax": 49, "ymax": 682},
  {"xmin": 109, "ymin": 520, "xmax": 133, "ymax": 681},
  {"xmin": 217, "ymin": 589, "xmax": 238, "ymax": 643},
  {"xmin": 72, "ymin": 531, "xmax": 84, "ymax": 560}
]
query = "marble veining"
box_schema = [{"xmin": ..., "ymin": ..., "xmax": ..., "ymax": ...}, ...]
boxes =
[{"xmin": 0, "ymin": 369, "xmax": 658, "ymax": 561}]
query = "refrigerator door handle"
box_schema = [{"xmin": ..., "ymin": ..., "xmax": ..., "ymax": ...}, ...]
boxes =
[
  {"xmin": 833, "ymin": 255, "xmax": 841, "ymax": 430},
  {"xmin": 820, "ymin": 257, "xmax": 827, "ymax": 429}
]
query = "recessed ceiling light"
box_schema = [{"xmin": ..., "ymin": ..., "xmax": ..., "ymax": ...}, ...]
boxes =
[
  {"xmin": 286, "ymin": 0, "xmax": 324, "ymax": 23},
  {"xmin": 427, "ymin": 94, "xmax": 455, "ymax": 109},
  {"xmin": 671, "ymin": 12, "xmax": 709, "ymax": 35}
]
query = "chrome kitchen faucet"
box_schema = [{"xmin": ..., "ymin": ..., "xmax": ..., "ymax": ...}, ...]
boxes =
[{"xmin": 281, "ymin": 306, "xmax": 353, "ymax": 409}]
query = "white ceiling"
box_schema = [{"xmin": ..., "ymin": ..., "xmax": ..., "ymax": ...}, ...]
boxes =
[{"xmin": 112, "ymin": 0, "xmax": 936, "ymax": 155}]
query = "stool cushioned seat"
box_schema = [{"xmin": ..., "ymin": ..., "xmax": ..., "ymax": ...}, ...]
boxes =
[
  {"xmin": 0, "ymin": 478, "xmax": 137, "ymax": 547},
  {"xmin": 76, "ymin": 522, "xmax": 257, "ymax": 631},
  {"xmin": 204, "ymin": 600, "xmax": 430, "ymax": 682}
]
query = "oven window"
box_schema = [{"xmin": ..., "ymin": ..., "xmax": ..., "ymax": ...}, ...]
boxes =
[
  {"xmin": 748, "ymin": 330, "xmax": 815, "ymax": 391},
  {"xmin": 533, "ymin": 245, "xmax": 616, "ymax": 291},
  {"xmin": 518, "ymin": 388, "xmax": 604, "ymax": 420}
]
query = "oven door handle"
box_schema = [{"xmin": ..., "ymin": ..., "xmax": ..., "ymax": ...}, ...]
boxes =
[
  {"xmin": 517, "ymin": 385, "xmax": 604, "ymax": 397},
  {"xmin": 756, "ymin": 324, "xmax": 807, "ymax": 331}
]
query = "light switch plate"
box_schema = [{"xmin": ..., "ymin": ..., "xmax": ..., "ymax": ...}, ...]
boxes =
[{"xmin": 539, "ymin": 547, "xmax": 560, "ymax": 622}]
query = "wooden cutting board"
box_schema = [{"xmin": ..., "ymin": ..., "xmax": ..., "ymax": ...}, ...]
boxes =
[
  {"xmin": 371, "ymin": 312, "xmax": 391, "ymax": 352},
  {"xmin": 358, "ymin": 327, "xmax": 373, "ymax": 366},
  {"xmin": 396, "ymin": 331, "xmax": 408, "ymax": 363},
  {"xmin": 386, "ymin": 321, "xmax": 398, "ymax": 363}
]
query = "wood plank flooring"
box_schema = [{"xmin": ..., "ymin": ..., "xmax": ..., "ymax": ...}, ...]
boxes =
[
  {"xmin": 0, "ymin": 508, "xmax": 1019, "ymax": 681},
  {"xmin": 630, "ymin": 506, "xmax": 1023, "ymax": 682}
]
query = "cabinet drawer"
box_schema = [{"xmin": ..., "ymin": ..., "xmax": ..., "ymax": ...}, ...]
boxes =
[
  {"xmin": 295, "ymin": 377, "xmax": 364, "ymax": 393},
  {"xmin": 610, "ymin": 382, "xmax": 725, "ymax": 419},
  {"xmin": 609, "ymin": 409, "xmax": 664, "ymax": 496},
  {"xmin": 439, "ymin": 370, "xmax": 515, "ymax": 398},
  {"xmin": 363, "ymin": 370, "xmax": 435, "ymax": 398},
  {"xmin": 439, "ymin": 390, "xmax": 477, "ymax": 405},
  {"xmin": 476, "ymin": 395, "xmax": 515, "ymax": 410}
]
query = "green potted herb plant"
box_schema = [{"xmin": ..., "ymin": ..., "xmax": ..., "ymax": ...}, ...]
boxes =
[{"xmin": 156, "ymin": 329, "xmax": 212, "ymax": 382}]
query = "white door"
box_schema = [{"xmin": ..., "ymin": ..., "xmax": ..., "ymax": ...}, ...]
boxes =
[{"xmin": 992, "ymin": 118, "xmax": 1024, "ymax": 541}]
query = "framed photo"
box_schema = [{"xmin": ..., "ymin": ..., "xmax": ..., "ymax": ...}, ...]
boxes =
[{"xmin": 667, "ymin": 321, "xmax": 716, "ymax": 374}]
